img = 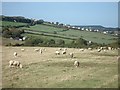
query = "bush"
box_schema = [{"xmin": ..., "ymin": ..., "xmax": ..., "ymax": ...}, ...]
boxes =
[
  {"xmin": 2, "ymin": 27, "xmax": 24, "ymax": 39},
  {"xmin": 24, "ymin": 37, "xmax": 43, "ymax": 46}
]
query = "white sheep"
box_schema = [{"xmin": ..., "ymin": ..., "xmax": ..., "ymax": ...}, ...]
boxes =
[
  {"xmin": 34, "ymin": 49, "xmax": 40, "ymax": 52},
  {"xmin": 74, "ymin": 60, "xmax": 80, "ymax": 68},
  {"xmin": 88, "ymin": 48, "xmax": 92, "ymax": 50},
  {"xmin": 39, "ymin": 49, "xmax": 42, "ymax": 54},
  {"xmin": 69, "ymin": 52, "xmax": 74, "ymax": 58},
  {"xmin": 64, "ymin": 48, "xmax": 67, "ymax": 51},
  {"xmin": 62, "ymin": 50, "xmax": 66, "ymax": 54},
  {"xmin": 21, "ymin": 49, "xmax": 25, "ymax": 52},
  {"xmin": 108, "ymin": 47, "xmax": 112, "ymax": 50},
  {"xmin": 79, "ymin": 49, "xmax": 84, "ymax": 51},
  {"xmin": 13, "ymin": 52, "xmax": 17, "ymax": 57},
  {"xmin": 97, "ymin": 49, "xmax": 101, "ymax": 52},
  {"xmin": 55, "ymin": 51, "xmax": 60, "ymax": 55},
  {"xmin": 9, "ymin": 60, "xmax": 22, "ymax": 68}
]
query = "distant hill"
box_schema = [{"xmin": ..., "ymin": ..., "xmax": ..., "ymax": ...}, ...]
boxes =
[{"xmin": 73, "ymin": 25, "xmax": 118, "ymax": 31}]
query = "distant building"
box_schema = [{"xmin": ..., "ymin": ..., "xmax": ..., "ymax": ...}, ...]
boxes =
[{"xmin": 81, "ymin": 28, "xmax": 84, "ymax": 30}]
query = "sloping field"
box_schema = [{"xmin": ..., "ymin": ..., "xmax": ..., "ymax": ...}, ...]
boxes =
[
  {"xmin": 1, "ymin": 21, "xmax": 27, "ymax": 27},
  {"xmin": 23, "ymin": 24, "xmax": 117, "ymax": 44},
  {"xmin": 2, "ymin": 46, "xmax": 118, "ymax": 88}
]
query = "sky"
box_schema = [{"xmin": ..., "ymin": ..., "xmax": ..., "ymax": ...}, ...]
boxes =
[{"xmin": 2, "ymin": 2, "xmax": 118, "ymax": 27}]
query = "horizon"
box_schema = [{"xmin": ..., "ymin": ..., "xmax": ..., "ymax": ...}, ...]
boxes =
[{"xmin": 2, "ymin": 2, "xmax": 118, "ymax": 28}]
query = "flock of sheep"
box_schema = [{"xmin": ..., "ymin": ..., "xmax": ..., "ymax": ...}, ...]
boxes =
[{"xmin": 8, "ymin": 46, "xmax": 119, "ymax": 69}]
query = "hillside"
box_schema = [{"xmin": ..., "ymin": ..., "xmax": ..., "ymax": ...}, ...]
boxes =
[
  {"xmin": 1, "ymin": 17, "xmax": 118, "ymax": 46},
  {"xmin": 22, "ymin": 24, "xmax": 117, "ymax": 44}
]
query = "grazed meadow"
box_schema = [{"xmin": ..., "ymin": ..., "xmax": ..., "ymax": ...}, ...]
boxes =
[{"xmin": 2, "ymin": 46, "xmax": 118, "ymax": 88}]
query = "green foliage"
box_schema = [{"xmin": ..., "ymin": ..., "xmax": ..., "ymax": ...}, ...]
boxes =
[
  {"xmin": 57, "ymin": 39, "xmax": 65, "ymax": 45},
  {"xmin": 24, "ymin": 37, "xmax": 43, "ymax": 46},
  {"xmin": 70, "ymin": 38, "xmax": 87, "ymax": 48},
  {"xmin": 2, "ymin": 27, "xmax": 24, "ymax": 39}
]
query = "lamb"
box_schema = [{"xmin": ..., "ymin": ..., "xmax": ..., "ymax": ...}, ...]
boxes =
[
  {"xmin": 9, "ymin": 60, "xmax": 22, "ymax": 68},
  {"xmin": 74, "ymin": 60, "xmax": 80, "ymax": 68},
  {"xmin": 55, "ymin": 51, "xmax": 60, "ymax": 55},
  {"xmin": 13, "ymin": 52, "xmax": 17, "ymax": 57}
]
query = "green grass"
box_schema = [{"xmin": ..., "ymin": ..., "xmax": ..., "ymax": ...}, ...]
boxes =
[
  {"xmin": 22, "ymin": 33, "xmax": 72, "ymax": 44},
  {"xmin": 23, "ymin": 24, "xmax": 117, "ymax": 44},
  {"xmin": 1, "ymin": 21, "xmax": 27, "ymax": 27},
  {"xmin": 1, "ymin": 21, "xmax": 118, "ymax": 44}
]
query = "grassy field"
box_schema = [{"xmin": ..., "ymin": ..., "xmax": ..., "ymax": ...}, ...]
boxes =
[
  {"xmin": 1, "ymin": 21, "xmax": 118, "ymax": 44},
  {"xmin": 22, "ymin": 24, "xmax": 117, "ymax": 44},
  {"xmin": 1, "ymin": 21, "xmax": 27, "ymax": 27},
  {"xmin": 2, "ymin": 46, "xmax": 118, "ymax": 88}
]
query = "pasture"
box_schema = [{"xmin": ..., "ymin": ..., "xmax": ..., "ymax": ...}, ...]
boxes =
[
  {"xmin": 2, "ymin": 46, "xmax": 118, "ymax": 88},
  {"xmin": 1, "ymin": 21, "xmax": 27, "ymax": 27},
  {"xmin": 22, "ymin": 24, "xmax": 117, "ymax": 44}
]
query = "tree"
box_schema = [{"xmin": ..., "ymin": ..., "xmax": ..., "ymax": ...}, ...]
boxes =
[
  {"xmin": 56, "ymin": 22, "xmax": 59, "ymax": 25},
  {"xmin": 36, "ymin": 19, "xmax": 44, "ymax": 24}
]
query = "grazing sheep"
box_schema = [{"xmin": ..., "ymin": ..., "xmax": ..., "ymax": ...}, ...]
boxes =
[
  {"xmin": 34, "ymin": 49, "xmax": 40, "ymax": 52},
  {"xmin": 88, "ymin": 48, "xmax": 92, "ymax": 50},
  {"xmin": 43, "ymin": 48, "xmax": 46, "ymax": 51},
  {"xmin": 21, "ymin": 49, "xmax": 25, "ymax": 52},
  {"xmin": 79, "ymin": 49, "xmax": 84, "ymax": 51},
  {"xmin": 55, "ymin": 51, "xmax": 60, "ymax": 55},
  {"xmin": 97, "ymin": 49, "xmax": 101, "ymax": 52},
  {"xmin": 74, "ymin": 60, "xmax": 80, "ymax": 68},
  {"xmin": 62, "ymin": 50, "xmax": 66, "ymax": 54},
  {"xmin": 13, "ymin": 52, "xmax": 17, "ymax": 57},
  {"xmin": 39, "ymin": 49, "xmax": 42, "ymax": 54},
  {"xmin": 69, "ymin": 52, "xmax": 74, "ymax": 58},
  {"xmin": 108, "ymin": 47, "xmax": 112, "ymax": 50},
  {"xmin": 9, "ymin": 60, "xmax": 22, "ymax": 68},
  {"xmin": 64, "ymin": 48, "xmax": 67, "ymax": 51},
  {"xmin": 58, "ymin": 48, "xmax": 62, "ymax": 50}
]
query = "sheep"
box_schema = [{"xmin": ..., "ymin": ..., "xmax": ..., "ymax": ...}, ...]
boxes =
[
  {"xmin": 21, "ymin": 49, "xmax": 25, "ymax": 52},
  {"xmin": 58, "ymin": 48, "xmax": 62, "ymax": 50},
  {"xmin": 97, "ymin": 49, "xmax": 101, "ymax": 52},
  {"xmin": 74, "ymin": 60, "xmax": 80, "ymax": 68},
  {"xmin": 43, "ymin": 48, "xmax": 46, "ymax": 51},
  {"xmin": 39, "ymin": 49, "xmax": 42, "ymax": 54},
  {"xmin": 13, "ymin": 52, "xmax": 17, "ymax": 57},
  {"xmin": 88, "ymin": 48, "xmax": 92, "ymax": 50},
  {"xmin": 55, "ymin": 51, "xmax": 60, "ymax": 55},
  {"xmin": 108, "ymin": 47, "xmax": 112, "ymax": 50},
  {"xmin": 69, "ymin": 52, "xmax": 74, "ymax": 58},
  {"xmin": 34, "ymin": 49, "xmax": 40, "ymax": 52},
  {"xmin": 9, "ymin": 60, "xmax": 22, "ymax": 68},
  {"xmin": 79, "ymin": 49, "xmax": 84, "ymax": 51},
  {"xmin": 64, "ymin": 48, "xmax": 67, "ymax": 51},
  {"xmin": 62, "ymin": 50, "xmax": 66, "ymax": 54}
]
